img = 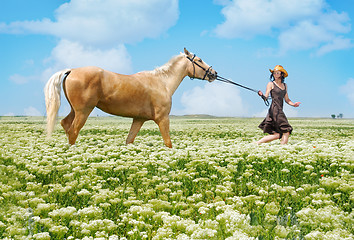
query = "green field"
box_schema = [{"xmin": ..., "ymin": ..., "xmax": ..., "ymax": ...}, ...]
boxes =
[{"xmin": 0, "ymin": 116, "xmax": 353, "ymax": 239}]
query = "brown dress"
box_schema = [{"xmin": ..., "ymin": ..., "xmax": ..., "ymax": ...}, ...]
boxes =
[{"xmin": 258, "ymin": 82, "xmax": 293, "ymax": 138}]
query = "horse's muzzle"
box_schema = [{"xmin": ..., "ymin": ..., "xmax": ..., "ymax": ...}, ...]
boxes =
[{"xmin": 207, "ymin": 70, "xmax": 217, "ymax": 82}]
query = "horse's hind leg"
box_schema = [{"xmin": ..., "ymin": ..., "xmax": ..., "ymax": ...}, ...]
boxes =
[
  {"xmin": 67, "ymin": 110, "xmax": 92, "ymax": 145},
  {"xmin": 126, "ymin": 118, "xmax": 145, "ymax": 145},
  {"xmin": 155, "ymin": 116, "xmax": 172, "ymax": 148},
  {"xmin": 61, "ymin": 110, "xmax": 75, "ymax": 136}
]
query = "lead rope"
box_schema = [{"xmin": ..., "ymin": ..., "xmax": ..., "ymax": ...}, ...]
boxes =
[
  {"xmin": 185, "ymin": 54, "xmax": 269, "ymax": 106},
  {"xmin": 215, "ymin": 75, "xmax": 270, "ymax": 106}
]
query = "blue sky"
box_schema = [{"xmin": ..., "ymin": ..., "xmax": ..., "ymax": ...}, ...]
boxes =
[{"xmin": 1, "ymin": 0, "xmax": 353, "ymax": 118}]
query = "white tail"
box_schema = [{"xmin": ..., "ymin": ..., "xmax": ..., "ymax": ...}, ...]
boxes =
[{"xmin": 44, "ymin": 69, "xmax": 71, "ymax": 137}]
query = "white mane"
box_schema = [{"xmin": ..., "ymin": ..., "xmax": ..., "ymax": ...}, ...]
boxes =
[{"xmin": 149, "ymin": 53, "xmax": 185, "ymax": 78}]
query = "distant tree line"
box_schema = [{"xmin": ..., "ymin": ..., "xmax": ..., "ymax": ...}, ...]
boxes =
[{"xmin": 331, "ymin": 113, "xmax": 343, "ymax": 119}]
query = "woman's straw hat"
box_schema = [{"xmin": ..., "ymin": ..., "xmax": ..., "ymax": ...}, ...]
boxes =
[{"xmin": 269, "ymin": 65, "xmax": 288, "ymax": 78}]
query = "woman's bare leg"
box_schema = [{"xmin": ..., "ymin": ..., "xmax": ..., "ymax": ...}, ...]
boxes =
[
  {"xmin": 256, "ymin": 133, "xmax": 280, "ymax": 144},
  {"xmin": 280, "ymin": 132, "xmax": 290, "ymax": 144}
]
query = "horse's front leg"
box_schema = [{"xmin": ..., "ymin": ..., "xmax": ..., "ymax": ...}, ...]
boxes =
[
  {"xmin": 126, "ymin": 118, "xmax": 145, "ymax": 145},
  {"xmin": 155, "ymin": 116, "xmax": 172, "ymax": 148}
]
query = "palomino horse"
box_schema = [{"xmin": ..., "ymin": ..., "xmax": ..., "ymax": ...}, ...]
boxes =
[{"xmin": 44, "ymin": 48, "xmax": 217, "ymax": 148}]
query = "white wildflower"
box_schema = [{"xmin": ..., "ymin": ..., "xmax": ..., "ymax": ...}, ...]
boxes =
[{"xmin": 33, "ymin": 232, "xmax": 51, "ymax": 240}]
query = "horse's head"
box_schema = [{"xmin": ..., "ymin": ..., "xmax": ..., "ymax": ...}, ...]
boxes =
[{"xmin": 184, "ymin": 48, "xmax": 217, "ymax": 82}]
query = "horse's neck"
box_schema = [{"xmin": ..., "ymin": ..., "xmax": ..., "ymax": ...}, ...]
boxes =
[{"xmin": 164, "ymin": 57, "xmax": 189, "ymax": 96}]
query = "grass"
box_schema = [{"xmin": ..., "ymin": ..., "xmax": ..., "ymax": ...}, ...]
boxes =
[{"xmin": 0, "ymin": 116, "xmax": 353, "ymax": 239}]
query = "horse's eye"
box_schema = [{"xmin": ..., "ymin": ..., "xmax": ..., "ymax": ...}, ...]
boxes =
[{"xmin": 198, "ymin": 59, "xmax": 203, "ymax": 63}]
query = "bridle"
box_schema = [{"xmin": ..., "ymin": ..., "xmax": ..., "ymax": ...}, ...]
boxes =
[{"xmin": 186, "ymin": 54, "xmax": 215, "ymax": 81}]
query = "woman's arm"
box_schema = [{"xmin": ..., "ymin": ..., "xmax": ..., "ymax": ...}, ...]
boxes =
[
  {"xmin": 284, "ymin": 92, "xmax": 301, "ymax": 107},
  {"xmin": 258, "ymin": 82, "xmax": 273, "ymax": 98}
]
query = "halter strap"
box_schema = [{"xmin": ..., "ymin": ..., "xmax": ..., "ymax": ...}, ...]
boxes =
[{"xmin": 186, "ymin": 54, "xmax": 213, "ymax": 80}]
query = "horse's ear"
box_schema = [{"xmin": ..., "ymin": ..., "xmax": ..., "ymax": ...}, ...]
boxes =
[{"xmin": 184, "ymin": 48, "xmax": 190, "ymax": 55}]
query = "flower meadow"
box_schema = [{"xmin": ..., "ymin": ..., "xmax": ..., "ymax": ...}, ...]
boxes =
[{"xmin": 0, "ymin": 116, "xmax": 353, "ymax": 240}]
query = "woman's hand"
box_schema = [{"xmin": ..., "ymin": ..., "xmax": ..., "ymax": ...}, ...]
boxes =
[
  {"xmin": 293, "ymin": 102, "xmax": 301, "ymax": 107},
  {"xmin": 258, "ymin": 90, "xmax": 263, "ymax": 96}
]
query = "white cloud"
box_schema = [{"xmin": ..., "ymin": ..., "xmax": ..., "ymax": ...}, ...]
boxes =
[
  {"xmin": 316, "ymin": 37, "xmax": 354, "ymax": 56},
  {"xmin": 340, "ymin": 78, "xmax": 354, "ymax": 106},
  {"xmin": 278, "ymin": 11, "xmax": 351, "ymax": 55},
  {"xmin": 214, "ymin": 0, "xmax": 323, "ymax": 38},
  {"xmin": 278, "ymin": 20, "xmax": 332, "ymax": 53},
  {"xmin": 24, "ymin": 106, "xmax": 42, "ymax": 116},
  {"xmin": 214, "ymin": 0, "xmax": 352, "ymax": 55},
  {"xmin": 0, "ymin": 0, "xmax": 179, "ymax": 47},
  {"xmin": 49, "ymin": 40, "xmax": 132, "ymax": 70},
  {"xmin": 41, "ymin": 40, "xmax": 132, "ymax": 82},
  {"xmin": 177, "ymin": 82, "xmax": 248, "ymax": 117},
  {"xmin": 2, "ymin": 0, "xmax": 179, "ymax": 83}
]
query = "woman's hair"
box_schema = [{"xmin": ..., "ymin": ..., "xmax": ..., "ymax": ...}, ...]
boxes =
[{"xmin": 270, "ymin": 72, "xmax": 285, "ymax": 83}]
